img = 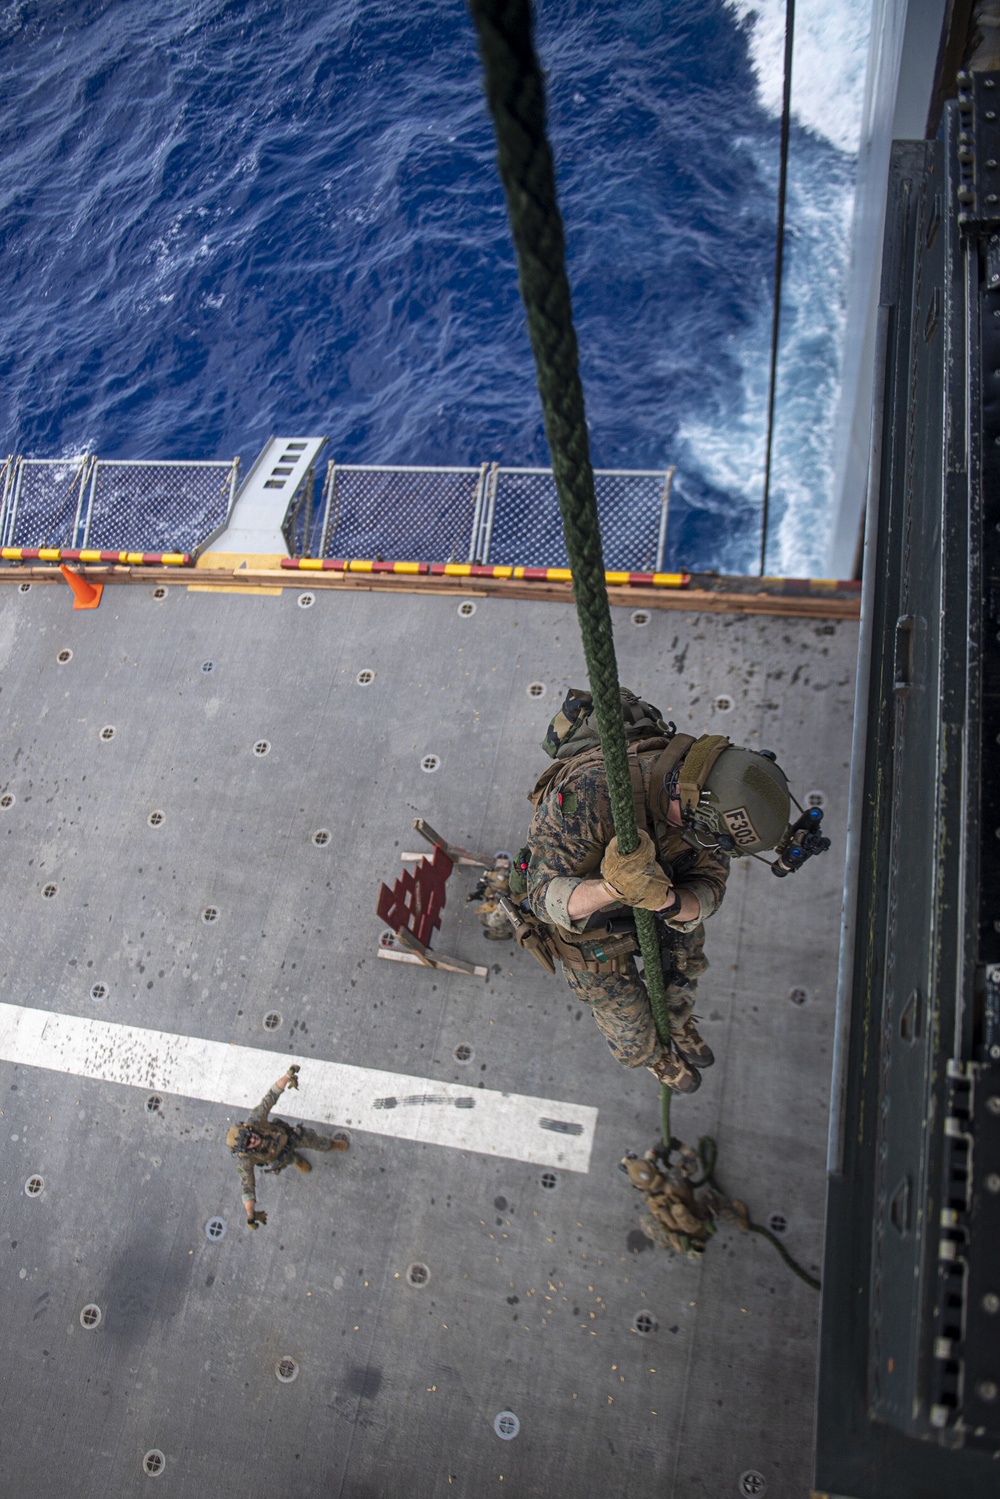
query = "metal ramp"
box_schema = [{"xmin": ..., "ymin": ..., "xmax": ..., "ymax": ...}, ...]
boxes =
[{"xmin": 212, "ymin": 436, "xmax": 327, "ymax": 554}]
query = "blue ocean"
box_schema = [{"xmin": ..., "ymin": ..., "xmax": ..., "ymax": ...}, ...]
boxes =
[{"xmin": 0, "ymin": 0, "xmax": 869, "ymax": 575}]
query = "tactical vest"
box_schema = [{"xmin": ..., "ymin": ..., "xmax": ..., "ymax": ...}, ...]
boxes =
[
  {"xmin": 516, "ymin": 733, "xmax": 697, "ymax": 975},
  {"xmin": 242, "ymin": 1117, "xmax": 290, "ymax": 1165},
  {"xmin": 527, "ymin": 733, "xmax": 694, "ymax": 846}
]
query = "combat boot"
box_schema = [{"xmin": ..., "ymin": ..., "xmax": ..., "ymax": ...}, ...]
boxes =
[
  {"xmin": 670, "ymin": 1017, "xmax": 715, "ymax": 1069},
  {"xmin": 293, "ymin": 1156, "xmax": 312, "ymax": 1173},
  {"xmin": 320, "ymin": 1136, "xmax": 349, "ymax": 1152},
  {"xmin": 647, "ymin": 1051, "xmax": 701, "ymax": 1094}
]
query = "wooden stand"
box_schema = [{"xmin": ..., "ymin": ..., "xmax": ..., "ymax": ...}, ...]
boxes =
[
  {"xmin": 377, "ymin": 925, "xmax": 488, "ymax": 979},
  {"xmin": 375, "ymin": 820, "xmax": 490, "ymax": 980},
  {"xmin": 400, "ymin": 818, "xmax": 490, "ymax": 868}
]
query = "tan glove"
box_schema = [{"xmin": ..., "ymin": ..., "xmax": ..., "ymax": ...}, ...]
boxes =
[{"xmin": 600, "ymin": 831, "xmax": 673, "ymax": 910}]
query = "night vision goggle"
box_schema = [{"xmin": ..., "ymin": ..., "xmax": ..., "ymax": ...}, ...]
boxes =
[
  {"xmin": 770, "ymin": 806, "xmax": 831, "ymax": 877},
  {"xmin": 682, "ymin": 796, "xmax": 831, "ymax": 874},
  {"xmin": 676, "ymin": 744, "xmax": 832, "ymax": 875}
]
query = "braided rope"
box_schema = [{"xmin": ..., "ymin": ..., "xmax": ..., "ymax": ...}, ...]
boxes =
[
  {"xmin": 468, "ymin": 1, "xmax": 672, "ymax": 1109},
  {"xmin": 468, "ymin": 6, "xmax": 820, "ymax": 1259},
  {"xmin": 694, "ymin": 1136, "xmax": 820, "ymax": 1290}
]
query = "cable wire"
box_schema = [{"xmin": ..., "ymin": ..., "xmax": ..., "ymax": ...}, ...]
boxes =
[{"xmin": 759, "ymin": 0, "xmax": 796, "ymax": 577}]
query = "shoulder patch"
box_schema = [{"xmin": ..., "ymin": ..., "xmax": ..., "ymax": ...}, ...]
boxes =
[{"xmin": 557, "ymin": 790, "xmax": 578, "ymax": 817}]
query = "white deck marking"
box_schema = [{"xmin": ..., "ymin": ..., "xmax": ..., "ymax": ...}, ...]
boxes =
[{"xmin": 0, "ymin": 1003, "xmax": 596, "ymax": 1172}]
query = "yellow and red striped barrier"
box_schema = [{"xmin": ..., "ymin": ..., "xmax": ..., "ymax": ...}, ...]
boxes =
[
  {"xmin": 280, "ymin": 557, "xmax": 691, "ymax": 588},
  {"xmin": 1, "ymin": 547, "xmax": 192, "ymax": 566},
  {"xmin": 760, "ymin": 575, "xmax": 862, "ymax": 596}
]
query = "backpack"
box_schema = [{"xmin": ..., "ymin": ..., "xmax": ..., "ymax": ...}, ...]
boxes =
[{"xmin": 540, "ymin": 686, "xmax": 673, "ymax": 761}]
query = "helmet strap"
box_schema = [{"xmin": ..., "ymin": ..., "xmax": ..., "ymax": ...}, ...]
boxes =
[{"xmin": 676, "ymin": 735, "xmax": 732, "ymax": 819}]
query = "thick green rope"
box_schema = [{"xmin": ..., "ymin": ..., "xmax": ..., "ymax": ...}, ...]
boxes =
[{"xmin": 468, "ymin": 0, "xmax": 672, "ymax": 1131}]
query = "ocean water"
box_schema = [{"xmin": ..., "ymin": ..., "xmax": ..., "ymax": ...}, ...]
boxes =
[{"xmin": 0, "ymin": 0, "xmax": 869, "ymax": 575}]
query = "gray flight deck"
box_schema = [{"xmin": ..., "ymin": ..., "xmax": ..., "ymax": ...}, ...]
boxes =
[{"xmin": 0, "ymin": 577, "xmax": 855, "ymax": 1498}]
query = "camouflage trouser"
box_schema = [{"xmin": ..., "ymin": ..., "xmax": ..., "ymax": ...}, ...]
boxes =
[
  {"xmin": 268, "ymin": 1125, "xmax": 335, "ymax": 1173},
  {"xmin": 562, "ymin": 923, "xmax": 709, "ymax": 1070}
]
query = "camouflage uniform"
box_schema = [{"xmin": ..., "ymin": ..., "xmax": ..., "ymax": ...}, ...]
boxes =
[
  {"xmin": 232, "ymin": 1084, "xmax": 342, "ymax": 1212},
  {"xmin": 523, "ymin": 748, "xmax": 729, "ymax": 1073}
]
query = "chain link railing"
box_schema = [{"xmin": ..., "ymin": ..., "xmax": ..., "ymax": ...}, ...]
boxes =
[
  {"xmin": 0, "ymin": 451, "xmax": 674, "ymax": 568},
  {"xmin": 82, "ymin": 459, "xmax": 239, "ymax": 553},
  {"xmin": 479, "ymin": 467, "xmax": 674, "ymax": 572},
  {"xmin": 306, "ymin": 461, "xmax": 674, "ymax": 570},
  {"xmin": 282, "ymin": 464, "xmax": 321, "ymax": 558},
  {"xmin": 0, "ymin": 455, "xmax": 239, "ymax": 554},
  {"xmin": 313, "ymin": 464, "xmax": 489, "ymax": 563},
  {"xmin": 1, "ymin": 456, "xmax": 92, "ymax": 549}
]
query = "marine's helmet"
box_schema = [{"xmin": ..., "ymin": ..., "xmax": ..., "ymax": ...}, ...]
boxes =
[
  {"xmin": 226, "ymin": 1124, "xmax": 253, "ymax": 1153},
  {"xmin": 683, "ymin": 744, "xmax": 791, "ymax": 856},
  {"xmin": 622, "ymin": 1156, "xmax": 659, "ymax": 1190}
]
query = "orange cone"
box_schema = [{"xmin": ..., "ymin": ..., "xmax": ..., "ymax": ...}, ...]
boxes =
[{"xmin": 59, "ymin": 563, "xmax": 103, "ymax": 611}]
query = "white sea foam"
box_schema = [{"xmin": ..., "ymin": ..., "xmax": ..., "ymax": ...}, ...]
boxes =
[
  {"xmin": 675, "ymin": 134, "xmax": 858, "ymax": 576},
  {"xmin": 725, "ymin": 0, "xmax": 872, "ymax": 153},
  {"xmin": 674, "ymin": 1, "xmax": 873, "ymax": 575}
]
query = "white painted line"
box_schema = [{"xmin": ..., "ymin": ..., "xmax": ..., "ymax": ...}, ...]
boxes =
[{"xmin": 0, "ymin": 1003, "xmax": 596, "ymax": 1172}]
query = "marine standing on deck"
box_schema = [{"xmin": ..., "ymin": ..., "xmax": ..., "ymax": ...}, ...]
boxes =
[
  {"xmin": 507, "ymin": 689, "xmax": 795, "ymax": 1094},
  {"xmin": 226, "ymin": 1066, "xmax": 348, "ymax": 1228}
]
